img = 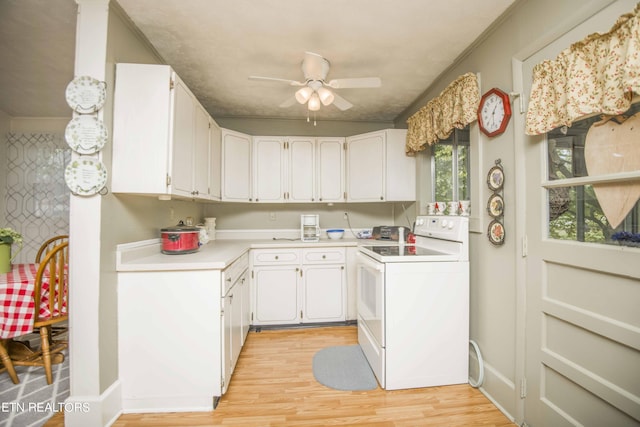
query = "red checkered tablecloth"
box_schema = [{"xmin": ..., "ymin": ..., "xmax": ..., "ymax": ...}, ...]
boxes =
[{"xmin": 0, "ymin": 263, "xmax": 64, "ymax": 339}]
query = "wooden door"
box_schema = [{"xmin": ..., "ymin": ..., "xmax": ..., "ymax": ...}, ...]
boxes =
[{"xmin": 519, "ymin": 2, "xmax": 640, "ymax": 425}]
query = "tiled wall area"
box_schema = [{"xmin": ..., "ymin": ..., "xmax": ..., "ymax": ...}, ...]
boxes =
[{"xmin": 4, "ymin": 132, "xmax": 70, "ymax": 263}]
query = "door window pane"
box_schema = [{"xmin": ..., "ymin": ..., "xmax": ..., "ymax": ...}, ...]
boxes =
[{"xmin": 547, "ymin": 103, "xmax": 640, "ymax": 246}]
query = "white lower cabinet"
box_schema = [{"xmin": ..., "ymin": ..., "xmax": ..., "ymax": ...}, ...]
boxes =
[
  {"xmin": 118, "ymin": 253, "xmax": 250, "ymax": 412},
  {"xmin": 118, "ymin": 270, "xmax": 223, "ymax": 412},
  {"xmin": 302, "ymin": 264, "xmax": 346, "ymax": 322},
  {"xmin": 251, "ymin": 247, "xmax": 346, "ymax": 326},
  {"xmin": 221, "ymin": 252, "xmax": 249, "ymax": 393},
  {"xmin": 239, "ymin": 268, "xmax": 251, "ymax": 345}
]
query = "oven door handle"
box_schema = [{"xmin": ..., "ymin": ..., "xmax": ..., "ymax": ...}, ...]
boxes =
[{"xmin": 356, "ymin": 251, "xmax": 385, "ymax": 272}]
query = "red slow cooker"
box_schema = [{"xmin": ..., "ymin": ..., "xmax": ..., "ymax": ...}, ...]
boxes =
[{"xmin": 161, "ymin": 225, "xmax": 200, "ymax": 254}]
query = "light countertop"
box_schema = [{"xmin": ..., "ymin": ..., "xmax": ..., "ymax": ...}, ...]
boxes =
[{"xmin": 116, "ymin": 237, "xmax": 365, "ymax": 272}]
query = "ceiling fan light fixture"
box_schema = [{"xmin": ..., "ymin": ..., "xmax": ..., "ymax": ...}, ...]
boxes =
[
  {"xmin": 295, "ymin": 86, "xmax": 313, "ymax": 104},
  {"xmin": 317, "ymin": 87, "xmax": 334, "ymax": 106},
  {"xmin": 308, "ymin": 93, "xmax": 321, "ymax": 111}
]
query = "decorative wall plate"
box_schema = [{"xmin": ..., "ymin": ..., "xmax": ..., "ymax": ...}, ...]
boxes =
[
  {"xmin": 487, "ymin": 165, "xmax": 504, "ymax": 191},
  {"xmin": 65, "ymin": 76, "xmax": 106, "ymax": 113},
  {"xmin": 487, "ymin": 193, "xmax": 504, "ymax": 218},
  {"xmin": 65, "ymin": 115, "xmax": 108, "ymax": 154},
  {"xmin": 488, "ymin": 220, "xmax": 505, "ymax": 245},
  {"xmin": 64, "ymin": 158, "xmax": 108, "ymax": 196}
]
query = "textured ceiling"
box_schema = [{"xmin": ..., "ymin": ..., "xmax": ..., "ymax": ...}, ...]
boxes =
[
  {"xmin": 0, "ymin": 0, "xmax": 517, "ymax": 122},
  {"xmin": 0, "ymin": 0, "xmax": 77, "ymax": 118}
]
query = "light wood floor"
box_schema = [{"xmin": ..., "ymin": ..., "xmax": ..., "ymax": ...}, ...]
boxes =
[{"xmin": 47, "ymin": 325, "xmax": 515, "ymax": 426}]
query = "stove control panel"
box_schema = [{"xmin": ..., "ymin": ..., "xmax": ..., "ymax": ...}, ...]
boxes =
[{"xmin": 414, "ymin": 215, "xmax": 469, "ymax": 241}]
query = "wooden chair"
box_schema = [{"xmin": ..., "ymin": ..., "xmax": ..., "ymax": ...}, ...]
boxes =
[
  {"xmin": 14, "ymin": 241, "xmax": 69, "ymax": 384},
  {"xmin": 35, "ymin": 235, "xmax": 68, "ymax": 263},
  {"xmin": 0, "ymin": 339, "xmax": 20, "ymax": 383}
]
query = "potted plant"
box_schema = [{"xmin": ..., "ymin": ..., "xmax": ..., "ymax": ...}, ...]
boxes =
[{"xmin": 0, "ymin": 227, "xmax": 23, "ymax": 274}]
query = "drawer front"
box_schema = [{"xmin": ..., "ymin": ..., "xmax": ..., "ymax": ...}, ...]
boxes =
[
  {"xmin": 302, "ymin": 247, "xmax": 346, "ymax": 264},
  {"xmin": 252, "ymin": 249, "xmax": 300, "ymax": 266},
  {"xmin": 223, "ymin": 252, "xmax": 249, "ymax": 295}
]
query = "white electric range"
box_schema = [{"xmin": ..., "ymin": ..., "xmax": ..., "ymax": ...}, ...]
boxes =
[{"xmin": 356, "ymin": 215, "xmax": 469, "ymax": 390}]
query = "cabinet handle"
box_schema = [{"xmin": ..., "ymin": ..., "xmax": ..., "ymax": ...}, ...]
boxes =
[
  {"xmin": 322, "ymin": 255, "xmax": 326, "ymax": 259},
  {"xmin": 380, "ymin": 196, "xmax": 384, "ymax": 200},
  {"xmin": 226, "ymin": 277, "xmax": 232, "ymax": 282},
  {"xmin": 275, "ymin": 255, "xmax": 279, "ymax": 260}
]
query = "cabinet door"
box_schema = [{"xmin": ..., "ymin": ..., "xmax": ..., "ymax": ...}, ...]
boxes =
[
  {"xmin": 384, "ymin": 129, "xmax": 416, "ymax": 201},
  {"xmin": 221, "ymin": 129, "xmax": 252, "ymax": 201},
  {"xmin": 239, "ymin": 269, "xmax": 250, "ymax": 344},
  {"xmin": 112, "ymin": 64, "xmax": 172, "ymax": 195},
  {"xmin": 230, "ymin": 282, "xmax": 243, "ymax": 374},
  {"xmin": 346, "ymin": 131, "xmax": 385, "ymax": 201},
  {"xmin": 209, "ymin": 118, "xmax": 222, "ymax": 201},
  {"xmin": 302, "ymin": 264, "xmax": 346, "ymax": 322},
  {"xmin": 253, "ymin": 266, "xmax": 299, "ymax": 325},
  {"xmin": 253, "ymin": 136, "xmax": 286, "ymax": 202},
  {"xmin": 316, "ymin": 137, "xmax": 344, "ymax": 203},
  {"xmin": 170, "ymin": 75, "xmax": 196, "ymax": 197},
  {"xmin": 222, "ymin": 291, "xmax": 232, "ymax": 393},
  {"xmin": 193, "ymin": 103, "xmax": 210, "ymax": 198},
  {"xmin": 288, "ymin": 138, "xmax": 315, "ymax": 202}
]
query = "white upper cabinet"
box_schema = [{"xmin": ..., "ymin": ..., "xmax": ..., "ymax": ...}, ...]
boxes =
[
  {"xmin": 209, "ymin": 118, "xmax": 222, "ymax": 201},
  {"xmin": 288, "ymin": 137, "xmax": 316, "ymax": 202},
  {"xmin": 253, "ymin": 136, "xmax": 287, "ymax": 203},
  {"xmin": 346, "ymin": 129, "xmax": 415, "ymax": 202},
  {"xmin": 193, "ymin": 103, "xmax": 211, "ymax": 198},
  {"xmin": 112, "ymin": 63, "xmax": 218, "ymax": 201},
  {"xmin": 250, "ymin": 136, "xmax": 331, "ymax": 203},
  {"xmin": 384, "ymin": 129, "xmax": 416, "ymax": 201},
  {"xmin": 170, "ymin": 78, "xmax": 196, "ymax": 197},
  {"xmin": 316, "ymin": 137, "xmax": 345, "ymax": 203},
  {"xmin": 346, "ymin": 131, "xmax": 386, "ymax": 201},
  {"xmin": 221, "ymin": 129, "xmax": 252, "ymax": 202}
]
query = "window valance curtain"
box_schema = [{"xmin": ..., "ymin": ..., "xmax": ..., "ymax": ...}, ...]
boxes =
[
  {"xmin": 406, "ymin": 72, "xmax": 479, "ymax": 154},
  {"xmin": 525, "ymin": 4, "xmax": 640, "ymax": 135}
]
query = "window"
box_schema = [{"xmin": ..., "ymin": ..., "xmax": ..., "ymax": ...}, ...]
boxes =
[
  {"xmin": 431, "ymin": 127, "xmax": 470, "ymax": 202},
  {"xmin": 546, "ymin": 102, "xmax": 640, "ymax": 246}
]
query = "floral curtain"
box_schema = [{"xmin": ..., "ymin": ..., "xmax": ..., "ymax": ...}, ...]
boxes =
[
  {"xmin": 406, "ymin": 72, "xmax": 480, "ymax": 154},
  {"xmin": 525, "ymin": 4, "xmax": 640, "ymax": 135}
]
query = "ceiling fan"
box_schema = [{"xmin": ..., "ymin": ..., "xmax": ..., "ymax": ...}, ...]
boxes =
[{"xmin": 249, "ymin": 51, "xmax": 381, "ymax": 112}]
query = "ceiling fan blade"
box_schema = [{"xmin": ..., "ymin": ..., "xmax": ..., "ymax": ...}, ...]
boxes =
[
  {"xmin": 326, "ymin": 77, "xmax": 381, "ymax": 89},
  {"xmin": 279, "ymin": 96, "xmax": 297, "ymax": 108},
  {"xmin": 331, "ymin": 93, "xmax": 353, "ymax": 111},
  {"xmin": 302, "ymin": 51, "xmax": 329, "ymax": 81},
  {"xmin": 249, "ymin": 76, "xmax": 305, "ymax": 86}
]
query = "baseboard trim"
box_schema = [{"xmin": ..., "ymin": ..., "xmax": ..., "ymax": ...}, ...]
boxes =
[{"xmin": 63, "ymin": 380, "xmax": 122, "ymax": 427}]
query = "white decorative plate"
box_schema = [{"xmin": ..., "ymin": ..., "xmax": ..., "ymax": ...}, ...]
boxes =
[
  {"xmin": 64, "ymin": 115, "xmax": 108, "ymax": 154},
  {"xmin": 64, "ymin": 158, "xmax": 108, "ymax": 196},
  {"xmin": 65, "ymin": 76, "xmax": 106, "ymax": 113}
]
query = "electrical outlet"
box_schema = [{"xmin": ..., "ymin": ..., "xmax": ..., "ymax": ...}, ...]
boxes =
[
  {"xmin": 169, "ymin": 208, "xmax": 175, "ymax": 220},
  {"xmin": 269, "ymin": 212, "xmax": 276, "ymax": 221},
  {"xmin": 343, "ymin": 212, "xmax": 348, "ymax": 220}
]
